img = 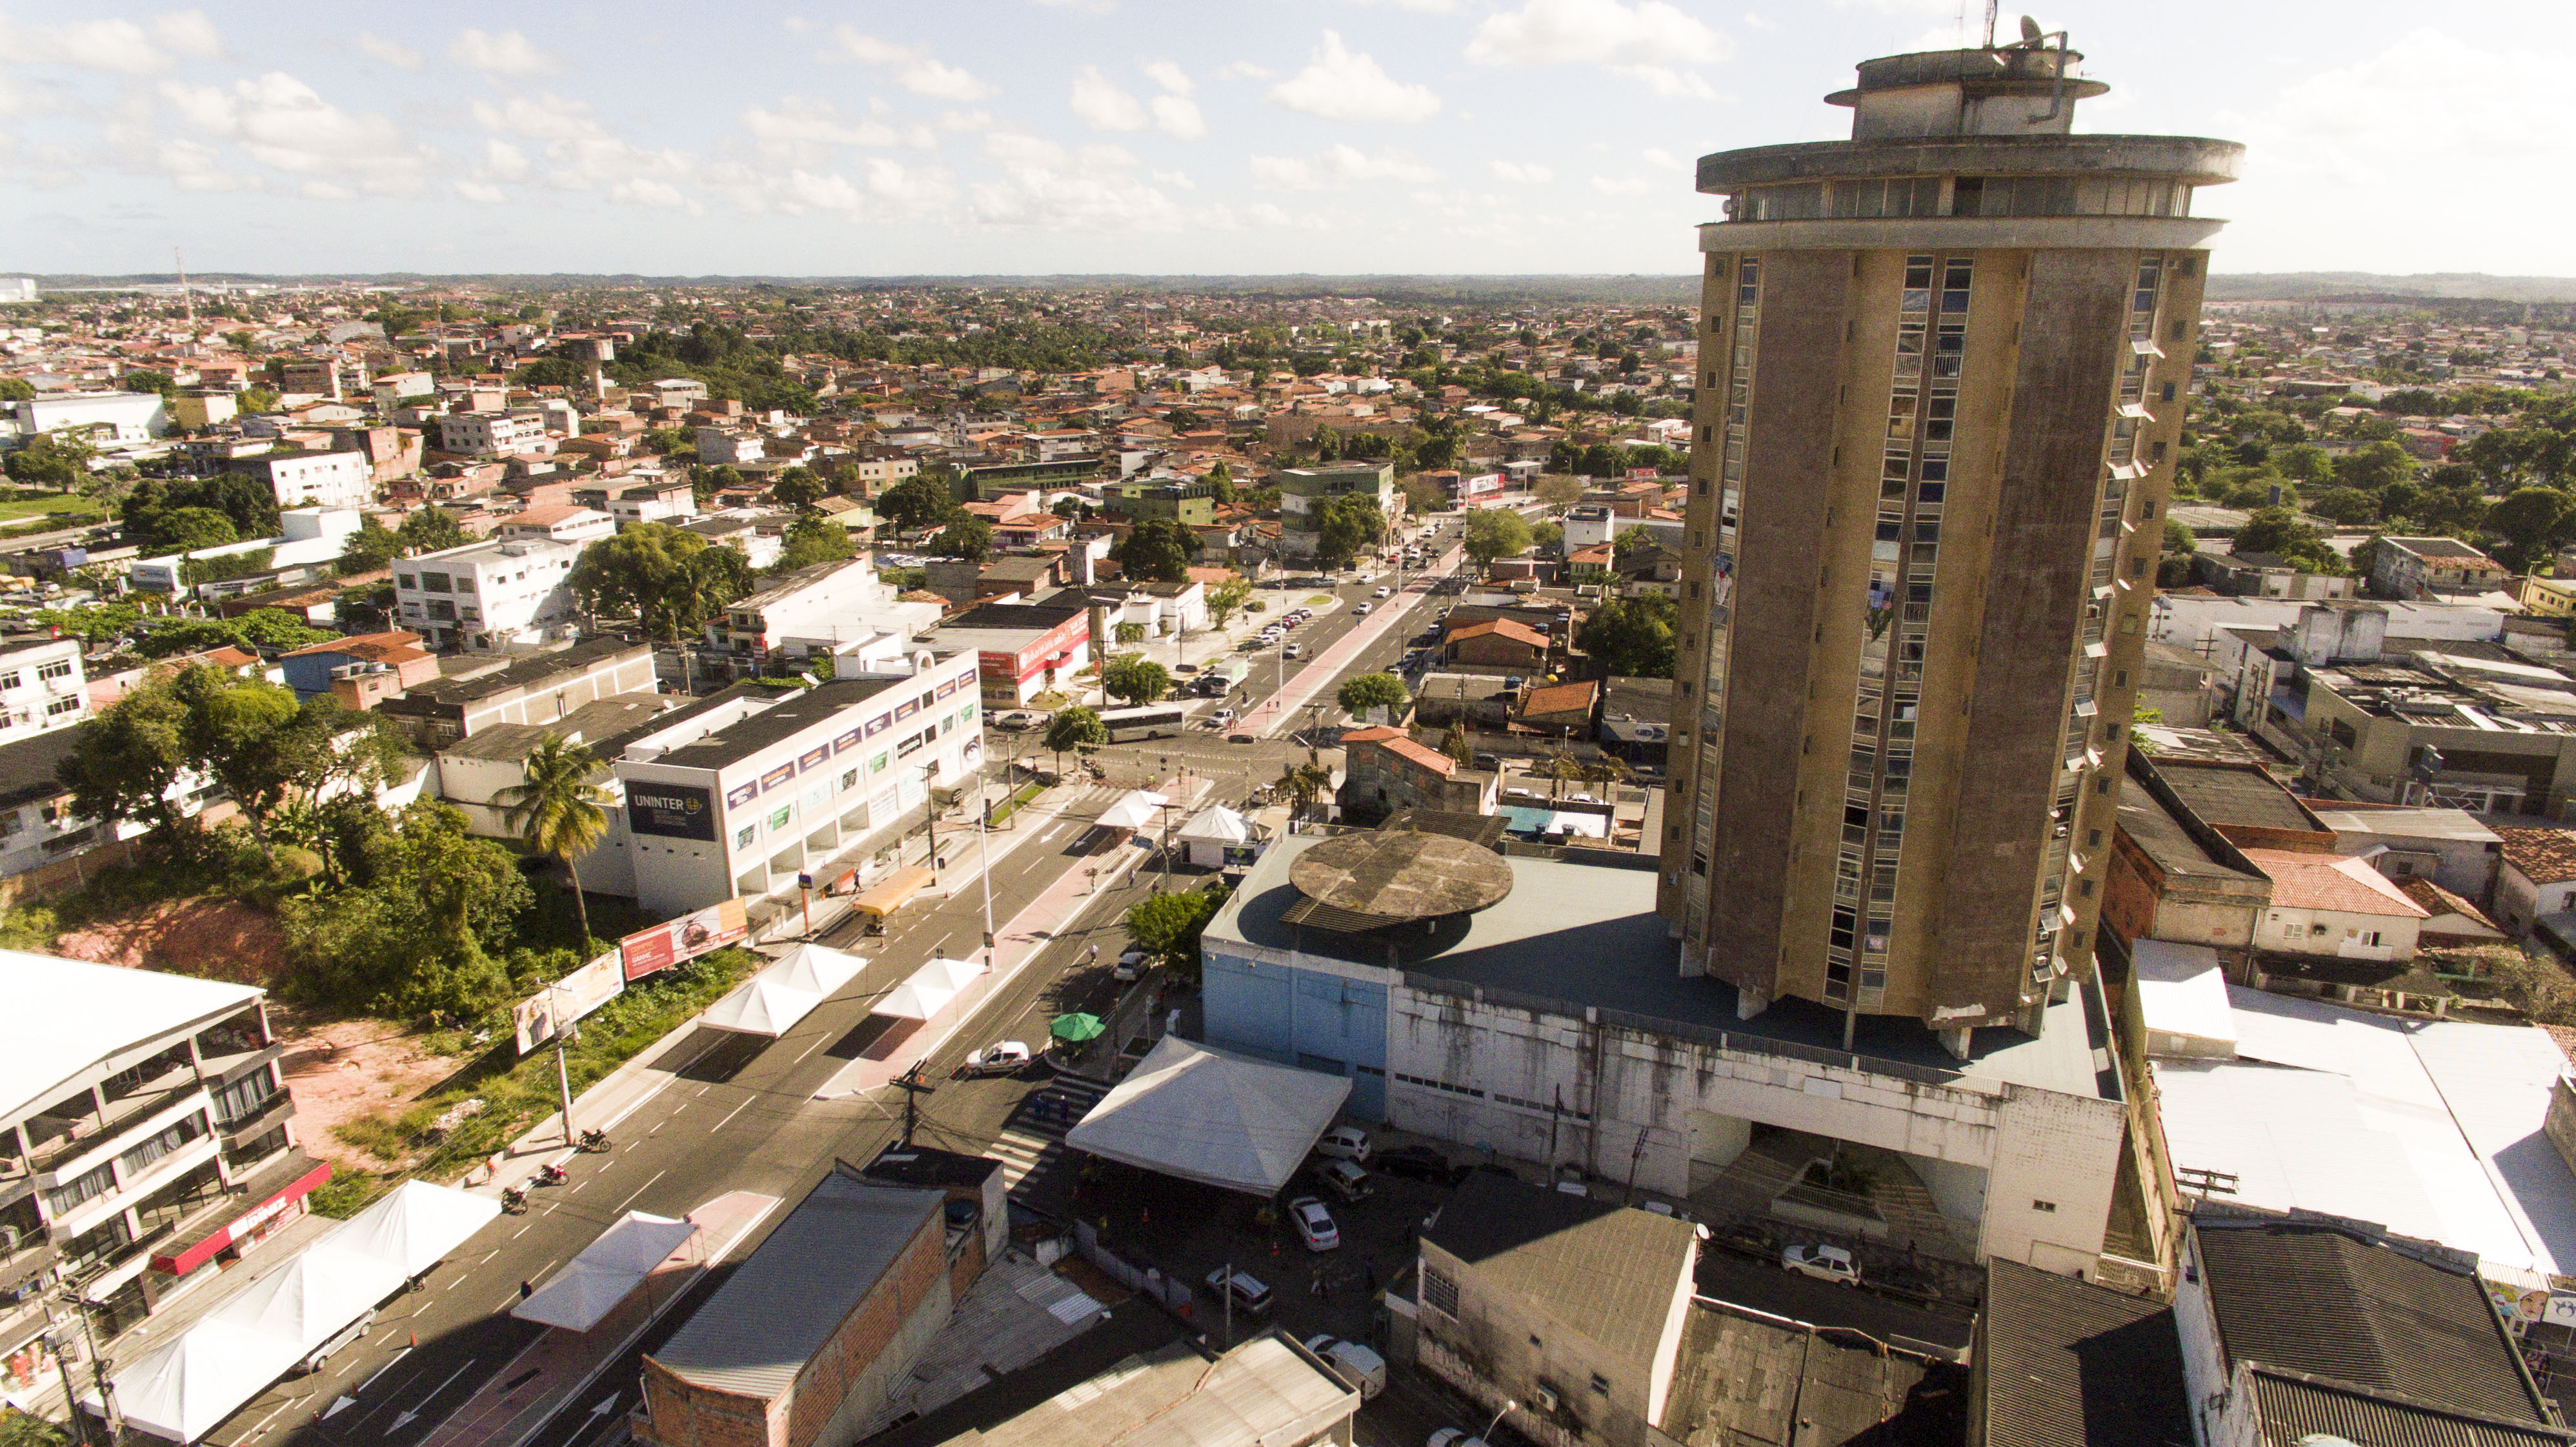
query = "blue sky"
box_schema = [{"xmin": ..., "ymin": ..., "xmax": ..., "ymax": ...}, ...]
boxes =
[{"xmin": 1, "ymin": 0, "xmax": 2568, "ymax": 278}]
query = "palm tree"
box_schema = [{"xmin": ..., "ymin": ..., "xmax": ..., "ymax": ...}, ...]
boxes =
[
  {"xmin": 1276, "ymin": 762, "xmax": 1333, "ymax": 827},
  {"xmin": 495, "ymin": 734, "xmax": 612, "ymax": 944}
]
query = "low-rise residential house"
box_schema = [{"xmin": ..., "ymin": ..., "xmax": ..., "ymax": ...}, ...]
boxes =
[
  {"xmin": 1337, "ymin": 727, "xmax": 1495, "ymax": 825},
  {"xmin": 232, "ymin": 448, "xmax": 374, "ymax": 510},
  {"xmin": 277, "ymin": 631, "xmax": 441, "ymax": 704},
  {"xmin": 2308, "ymin": 804, "xmax": 2502, "ymax": 899},
  {"xmin": 2494, "ymin": 827, "xmax": 2576, "ymax": 938},
  {"xmin": 2236, "ymin": 847, "xmax": 2428, "ymax": 962},
  {"xmin": 2395, "ymin": 878, "xmax": 2506, "ymax": 946},
  {"xmin": 1514, "ymin": 679, "xmax": 1598, "ymax": 737},
  {"xmin": 497, "ymin": 505, "xmax": 615, "ymax": 545},
  {"xmin": 2371, "ymin": 535, "xmax": 2510, "ymax": 600},
  {"xmin": 1443, "ymin": 618, "xmax": 1549, "ymax": 671},
  {"xmin": 438, "ymin": 410, "xmax": 547, "ymax": 458},
  {"xmin": 392, "ymin": 536, "xmax": 584, "ymax": 652},
  {"xmin": 2190, "ymin": 549, "xmax": 2355, "ymax": 601},
  {"xmin": 376, "ymin": 639, "xmax": 660, "ymax": 746}
]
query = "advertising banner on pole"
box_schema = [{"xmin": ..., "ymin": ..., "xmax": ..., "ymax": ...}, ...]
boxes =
[
  {"xmin": 618, "ymin": 898, "xmax": 750, "ymax": 982},
  {"xmin": 512, "ymin": 951, "xmax": 627, "ymax": 1055}
]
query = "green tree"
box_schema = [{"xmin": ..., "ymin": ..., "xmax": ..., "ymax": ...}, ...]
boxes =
[
  {"xmin": 1314, "ymin": 494, "xmax": 1385, "ymax": 569},
  {"xmin": 770, "ymin": 516, "xmax": 855, "ymax": 573},
  {"xmin": 0, "ymin": 1407, "xmax": 72, "ymax": 1447},
  {"xmin": 3, "ymin": 430, "xmax": 94, "ymax": 490},
  {"xmin": 280, "ymin": 801, "xmax": 530, "ymax": 1019},
  {"xmin": 1123, "ymin": 885, "xmax": 1227, "ymax": 979},
  {"xmin": 1440, "ymin": 721, "xmax": 1473, "ymax": 766},
  {"xmin": 570, "ymin": 522, "xmax": 754, "ymax": 639},
  {"xmin": 1577, "ymin": 593, "xmax": 1679, "ymax": 677},
  {"xmin": 2332, "ymin": 440, "xmax": 2418, "ymax": 493},
  {"xmin": 58, "ymin": 677, "xmax": 194, "ymax": 838},
  {"xmin": 125, "ymin": 472, "xmax": 280, "ymax": 543},
  {"xmin": 1116, "ymin": 518, "xmax": 1198, "ymax": 583},
  {"xmin": 2271, "ymin": 444, "xmax": 2333, "ymax": 485},
  {"xmin": 1114, "ymin": 621, "xmax": 1147, "ymax": 645},
  {"xmin": 1534, "ymin": 474, "xmax": 1585, "ymax": 509},
  {"xmin": 1463, "ymin": 509, "xmax": 1533, "ymax": 567},
  {"xmin": 1336, "ymin": 671, "xmax": 1409, "ymax": 720},
  {"xmin": 337, "ymin": 517, "xmax": 405, "ymax": 574},
  {"xmin": 1102, "ymin": 654, "xmax": 1171, "ymax": 706},
  {"xmin": 0, "ymin": 378, "xmax": 34, "ymax": 402},
  {"xmin": 929, "ymin": 514, "xmax": 992, "ymax": 563},
  {"xmin": 770, "ymin": 465, "xmax": 826, "ymax": 510},
  {"xmin": 1043, "ymin": 705, "xmax": 1109, "ymax": 775},
  {"xmin": 494, "ymin": 734, "xmax": 611, "ymax": 944},
  {"xmin": 238, "ymin": 386, "xmax": 280, "ymax": 415},
  {"xmin": 396, "ymin": 507, "xmax": 469, "ymax": 554},
  {"xmin": 2232, "ymin": 506, "xmax": 2348, "ymax": 575},
  {"xmin": 877, "ymin": 475, "xmax": 955, "ymax": 531},
  {"xmin": 1205, "ymin": 460, "xmax": 1236, "ymax": 505},
  {"xmin": 1274, "ymin": 760, "xmax": 1332, "ymax": 825},
  {"xmin": 1310, "ymin": 426, "xmax": 1342, "ymax": 461},
  {"xmin": 1205, "ymin": 572, "xmax": 1253, "ymax": 629},
  {"xmin": 152, "ymin": 506, "xmax": 239, "ymax": 554},
  {"xmin": 2483, "ymin": 487, "xmax": 2576, "ymax": 572},
  {"xmin": 2305, "ymin": 487, "xmax": 2381, "ymax": 525},
  {"xmin": 2162, "ymin": 516, "xmax": 2199, "ymax": 558}
]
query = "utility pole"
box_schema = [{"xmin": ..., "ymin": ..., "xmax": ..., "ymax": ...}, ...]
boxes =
[
  {"xmin": 554, "ymin": 980, "xmax": 578, "ymax": 1146},
  {"xmin": 976, "ymin": 762, "xmax": 996, "ymax": 969},
  {"xmin": 922, "ymin": 762, "xmax": 940, "ymax": 880},
  {"xmin": 893, "ymin": 1062, "xmax": 934, "ymax": 1146}
]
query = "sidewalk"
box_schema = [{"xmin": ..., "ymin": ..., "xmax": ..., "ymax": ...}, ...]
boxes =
[
  {"xmin": 411, "ymin": 1191, "xmax": 776, "ymax": 1447},
  {"xmin": 1246, "ymin": 547, "xmax": 1456, "ymax": 738}
]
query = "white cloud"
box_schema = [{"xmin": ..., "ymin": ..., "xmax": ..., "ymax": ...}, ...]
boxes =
[
  {"xmin": 454, "ymin": 179, "xmax": 507, "ymax": 203},
  {"xmin": 448, "ymin": 28, "xmax": 558, "ymax": 79},
  {"xmin": 1251, "ymin": 143, "xmax": 1437, "ymax": 190},
  {"xmin": 1621, "ymin": 65, "xmax": 1715, "ymax": 98},
  {"xmin": 739, "ymin": 96, "xmax": 935, "ymax": 164},
  {"xmin": 480, "ymin": 139, "xmax": 532, "ymax": 181},
  {"xmin": 1267, "ymin": 30, "xmax": 1440, "ymax": 123},
  {"xmin": 161, "ymin": 71, "xmax": 435, "ymax": 194},
  {"xmin": 1592, "ymin": 174, "xmax": 1648, "ymax": 194},
  {"xmin": 816, "ymin": 27, "xmax": 997, "ymax": 101},
  {"xmin": 1215, "ymin": 61, "xmax": 1273, "ymax": 82},
  {"xmin": 1343, "ymin": 0, "xmax": 1460, "ymax": 10},
  {"xmin": 1466, "ymin": 0, "xmax": 1729, "ymax": 77},
  {"xmin": 357, "ymin": 31, "xmax": 425, "ymax": 71},
  {"xmin": 472, "ymin": 90, "xmax": 703, "ymax": 210},
  {"xmin": 1150, "ymin": 93, "xmax": 1206, "ymax": 138},
  {"xmin": 1032, "ymin": 0, "xmax": 1116, "ymax": 12},
  {"xmin": 2216, "ymin": 30, "xmax": 2576, "ymax": 273},
  {"xmin": 969, "ymin": 132, "xmax": 1192, "ymax": 231},
  {"xmin": 0, "ymin": 12, "xmax": 221, "ymax": 76},
  {"xmin": 1069, "ymin": 66, "xmax": 1149, "ymax": 130},
  {"xmin": 1639, "ymin": 147, "xmax": 1681, "ymax": 170},
  {"xmin": 1489, "ymin": 159, "xmax": 1552, "ymax": 183},
  {"xmin": 1141, "ymin": 60, "xmax": 1194, "ymax": 95}
]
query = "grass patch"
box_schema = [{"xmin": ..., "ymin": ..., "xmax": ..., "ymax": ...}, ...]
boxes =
[
  {"xmin": 330, "ymin": 947, "xmax": 760, "ymax": 1186},
  {"xmin": 307, "ymin": 1172, "xmax": 386, "ymax": 1220},
  {"xmin": 0, "ymin": 489, "xmax": 103, "ymax": 523},
  {"xmin": 985, "ymin": 780, "xmax": 1047, "ymax": 827},
  {"xmin": 1305, "ymin": 594, "xmax": 1336, "ymax": 605}
]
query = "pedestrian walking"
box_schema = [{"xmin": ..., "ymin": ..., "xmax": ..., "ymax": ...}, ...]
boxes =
[{"xmin": 519, "ymin": 1279, "xmax": 532, "ymax": 1300}]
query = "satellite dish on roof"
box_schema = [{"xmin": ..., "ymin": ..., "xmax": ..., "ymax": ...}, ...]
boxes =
[{"xmin": 2018, "ymin": 14, "xmax": 2044, "ymax": 44}]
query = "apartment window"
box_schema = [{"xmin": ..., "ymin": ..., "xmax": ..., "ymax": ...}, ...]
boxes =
[
  {"xmin": 0, "ymin": 673, "xmax": 19, "ymax": 691},
  {"xmin": 211, "ymin": 1069, "xmax": 280, "ymax": 1128},
  {"xmin": 35, "ymin": 660, "xmax": 71, "ymax": 683},
  {"xmin": 45, "ymin": 697, "xmax": 79, "ymax": 718},
  {"xmin": 46, "ymin": 1161, "xmax": 116, "ymax": 1216},
  {"xmin": 2033, "ymin": 1199, "xmax": 2058, "ymax": 1213},
  {"xmin": 1591, "ymin": 1373, "xmax": 1612, "ymax": 1396},
  {"xmin": 121, "ymin": 1113, "xmax": 209, "ymax": 1176},
  {"xmin": 2086, "ymin": 829, "xmax": 2103, "ymax": 847},
  {"xmin": 1422, "ymin": 1267, "xmax": 1460, "ymax": 1317}
]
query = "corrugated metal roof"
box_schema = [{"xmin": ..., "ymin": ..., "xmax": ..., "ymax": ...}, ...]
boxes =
[
  {"xmin": 2249, "ymin": 1366, "xmax": 2575, "ymax": 1447},
  {"xmin": 1421, "ymin": 1171, "xmax": 1695, "ymax": 1372},
  {"xmin": 1978, "ymin": 1259, "xmax": 2189, "ymax": 1447},
  {"xmin": 647, "ymin": 1175, "xmax": 943, "ymax": 1399}
]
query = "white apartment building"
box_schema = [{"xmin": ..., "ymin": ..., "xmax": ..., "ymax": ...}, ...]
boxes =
[
  {"xmin": 0, "ymin": 637, "xmax": 89, "ymax": 739},
  {"xmin": 237, "ymin": 449, "xmax": 373, "ymax": 510},
  {"xmin": 498, "ymin": 505, "xmax": 616, "ymax": 545},
  {"xmin": 851, "ymin": 454, "xmax": 920, "ymax": 491},
  {"xmin": 0, "ymin": 954, "xmax": 310, "ymax": 1355},
  {"xmin": 394, "ymin": 536, "xmax": 585, "ymax": 652},
  {"xmin": 695, "ymin": 427, "xmax": 765, "ymax": 466},
  {"xmin": 127, "ymin": 508, "xmax": 363, "ymax": 595},
  {"xmin": 438, "ymin": 410, "xmax": 547, "ymax": 457},
  {"xmin": 612, "ymin": 653, "xmax": 984, "ymax": 913},
  {"xmin": 713, "ymin": 557, "xmax": 915, "ymax": 656}
]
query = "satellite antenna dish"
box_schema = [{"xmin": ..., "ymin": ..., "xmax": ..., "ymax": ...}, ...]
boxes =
[{"xmin": 2018, "ymin": 14, "xmax": 2044, "ymax": 45}]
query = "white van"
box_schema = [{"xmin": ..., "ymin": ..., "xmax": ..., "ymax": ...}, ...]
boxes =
[{"xmin": 1303, "ymin": 1335, "xmax": 1387, "ymax": 1399}]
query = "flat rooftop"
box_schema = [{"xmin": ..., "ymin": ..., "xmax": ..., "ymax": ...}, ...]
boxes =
[
  {"xmin": 2308, "ymin": 806, "xmax": 2503, "ymax": 845},
  {"xmin": 1, "ymin": 951, "xmax": 265, "ymax": 1120},
  {"xmin": 650, "ymin": 673, "xmax": 926, "ymax": 772},
  {"xmin": 1660, "ymin": 1299, "xmax": 1957, "ymax": 1447},
  {"xmin": 2115, "ymin": 774, "xmax": 2265, "ymax": 890},
  {"xmin": 2152, "ymin": 759, "xmax": 2320, "ymax": 835},
  {"xmin": 1207, "ymin": 833, "xmax": 2111, "ymax": 1097}
]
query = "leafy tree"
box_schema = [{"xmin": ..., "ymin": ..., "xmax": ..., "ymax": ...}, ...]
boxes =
[
  {"xmin": 1102, "ymin": 654, "xmax": 1171, "ymax": 706},
  {"xmin": 152, "ymin": 506, "xmax": 239, "ymax": 555},
  {"xmin": 1531, "ymin": 521, "xmax": 1564, "ymax": 552},
  {"xmin": 494, "ymin": 734, "xmax": 611, "ymax": 944},
  {"xmin": 1043, "ymin": 705, "xmax": 1108, "ymax": 774},
  {"xmin": 1401, "ymin": 475, "xmax": 1450, "ymax": 515},
  {"xmin": 2232, "ymin": 506, "xmax": 2348, "ymax": 575},
  {"xmin": 770, "ymin": 516, "xmax": 855, "ymax": 573},
  {"xmin": 877, "ymin": 475, "xmax": 955, "ymax": 531},
  {"xmin": 35, "ymin": 601, "xmax": 141, "ymax": 646},
  {"xmin": 1464, "ymin": 509, "xmax": 1533, "ymax": 567},
  {"xmin": 1123, "ymin": 885, "xmax": 1227, "ymax": 979},
  {"xmin": 2377, "ymin": 388, "xmax": 2444, "ymax": 415},
  {"xmin": 1114, "ymin": 621, "xmax": 1147, "ymax": 645},
  {"xmin": 929, "ymin": 514, "xmax": 992, "ymax": 563},
  {"xmin": 770, "ymin": 466, "xmax": 826, "ymax": 510},
  {"xmin": 1440, "ymin": 721, "xmax": 1473, "ymax": 766},
  {"xmin": 2331, "ymin": 440, "xmax": 2417, "ymax": 493},
  {"xmin": 0, "ymin": 377, "xmax": 34, "ymax": 402},
  {"xmin": 58, "ymin": 678, "xmax": 194, "ymax": 838},
  {"xmin": 3, "ymin": 430, "xmax": 94, "ymax": 490},
  {"xmin": 1314, "ymin": 494, "xmax": 1384, "ymax": 569},
  {"xmin": 1577, "ymin": 593, "xmax": 1678, "ymax": 677},
  {"xmin": 2304, "ymin": 487, "xmax": 2381, "ymax": 525},
  {"xmin": 570, "ymin": 522, "xmax": 755, "ymax": 639},
  {"xmin": 280, "ymin": 801, "xmax": 530, "ymax": 1019},
  {"xmin": 2271, "ymin": 444, "xmax": 2333, "ymax": 485},
  {"xmin": 1310, "ymin": 425, "xmax": 1343, "ymax": 461},
  {"xmin": 1274, "ymin": 760, "xmax": 1333, "ymax": 825},
  {"xmin": 1116, "ymin": 518, "xmax": 1198, "ymax": 583},
  {"xmin": 396, "ymin": 507, "xmax": 469, "ymax": 554},
  {"xmin": 2162, "ymin": 517, "xmax": 2199, "ymax": 558},
  {"xmin": 1535, "ymin": 474, "xmax": 1585, "ymax": 509},
  {"xmin": 1613, "ymin": 525, "xmax": 1659, "ymax": 563},
  {"xmin": 134, "ymin": 611, "xmax": 330, "ymax": 658},
  {"xmin": 125, "ymin": 472, "xmax": 279, "ymax": 543},
  {"xmin": 2483, "ymin": 487, "xmax": 2576, "ymax": 572},
  {"xmin": 337, "ymin": 517, "xmax": 405, "ymax": 574},
  {"xmin": 239, "ymin": 386, "xmax": 280, "ymax": 415},
  {"xmin": 1205, "ymin": 572, "xmax": 1253, "ymax": 629},
  {"xmin": 1205, "ymin": 460, "xmax": 1236, "ymax": 505},
  {"xmin": 0, "ymin": 1406, "xmax": 72, "ymax": 1447},
  {"xmin": 1336, "ymin": 672, "xmax": 1409, "ymax": 720}
]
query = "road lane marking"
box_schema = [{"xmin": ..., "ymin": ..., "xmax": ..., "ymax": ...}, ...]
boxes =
[
  {"xmin": 710, "ymin": 1095, "xmax": 757, "ymax": 1133},
  {"xmin": 616, "ymin": 1169, "xmax": 667, "ymax": 1211}
]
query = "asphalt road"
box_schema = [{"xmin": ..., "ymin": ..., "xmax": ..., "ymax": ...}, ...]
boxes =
[{"xmin": 1693, "ymin": 1251, "xmax": 1977, "ymax": 1355}]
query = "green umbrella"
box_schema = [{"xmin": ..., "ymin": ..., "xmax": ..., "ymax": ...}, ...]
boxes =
[{"xmin": 1050, "ymin": 1012, "xmax": 1107, "ymax": 1043}]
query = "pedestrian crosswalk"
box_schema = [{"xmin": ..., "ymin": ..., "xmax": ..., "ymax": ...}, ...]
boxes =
[{"xmin": 991, "ymin": 1075, "xmax": 1112, "ymax": 1203}]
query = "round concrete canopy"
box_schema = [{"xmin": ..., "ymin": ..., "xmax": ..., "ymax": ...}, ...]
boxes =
[{"xmin": 1288, "ymin": 830, "xmax": 1514, "ymax": 926}]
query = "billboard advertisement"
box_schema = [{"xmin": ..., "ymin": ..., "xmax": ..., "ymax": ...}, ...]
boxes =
[
  {"xmin": 627, "ymin": 782, "xmax": 718, "ymax": 842},
  {"xmin": 513, "ymin": 950, "xmax": 629, "ymax": 1054},
  {"xmin": 1458, "ymin": 472, "xmax": 1504, "ymax": 498},
  {"xmin": 619, "ymin": 898, "xmax": 749, "ymax": 981}
]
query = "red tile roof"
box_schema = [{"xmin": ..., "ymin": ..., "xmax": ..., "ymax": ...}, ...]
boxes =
[
  {"xmin": 1445, "ymin": 618, "xmax": 1547, "ymax": 649},
  {"xmin": 2240, "ymin": 848, "xmax": 2431, "ymax": 918},
  {"xmin": 1520, "ymin": 680, "xmax": 1598, "ymax": 717},
  {"xmin": 2397, "ymin": 876, "xmax": 2499, "ymax": 932},
  {"xmin": 2499, "ymin": 827, "xmax": 2576, "ymax": 888}
]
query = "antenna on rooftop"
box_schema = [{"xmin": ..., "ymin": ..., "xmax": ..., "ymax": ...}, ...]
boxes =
[{"xmin": 1982, "ymin": 0, "xmax": 1999, "ymax": 48}]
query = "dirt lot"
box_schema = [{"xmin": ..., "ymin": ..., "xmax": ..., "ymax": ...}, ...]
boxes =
[{"xmin": 50, "ymin": 897, "xmax": 290, "ymax": 984}]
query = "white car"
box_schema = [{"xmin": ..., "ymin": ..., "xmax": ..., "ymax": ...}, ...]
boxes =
[
  {"xmin": 1113, "ymin": 947, "xmax": 1150, "ymax": 982},
  {"xmin": 1374, "ymin": 586, "xmax": 1393, "ymax": 598},
  {"xmin": 1353, "ymin": 603, "xmax": 1373, "ymax": 616},
  {"xmin": 1303, "ymin": 1335, "xmax": 1387, "ymax": 1400},
  {"xmin": 1314, "ymin": 1125, "xmax": 1370, "ymax": 1162},
  {"xmin": 1780, "ymin": 1243, "xmax": 1862, "ymax": 1286},
  {"xmin": 994, "ymin": 711, "xmax": 1041, "ymax": 731},
  {"xmin": 1427, "ymin": 1431, "xmax": 1487, "ymax": 1447},
  {"xmin": 959, "ymin": 1041, "xmax": 1031, "ymax": 1078},
  {"xmin": 1205, "ymin": 1266, "xmax": 1273, "ymax": 1314},
  {"xmin": 1282, "ymin": 643, "xmax": 1302, "ymax": 660},
  {"xmin": 1291, "ymin": 1196, "xmax": 1339, "ymax": 1251}
]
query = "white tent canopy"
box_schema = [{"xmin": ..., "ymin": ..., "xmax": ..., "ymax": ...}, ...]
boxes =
[
  {"xmin": 1098, "ymin": 791, "xmax": 1171, "ymax": 831},
  {"xmin": 701, "ymin": 976, "xmax": 823, "ymax": 1037},
  {"xmin": 764, "ymin": 943, "xmax": 865, "ymax": 997},
  {"xmin": 1065, "ymin": 1037, "xmax": 1352, "ymax": 1198},
  {"xmin": 111, "ymin": 1182, "xmax": 498, "ymax": 1442},
  {"xmin": 1175, "ymin": 805, "xmax": 1254, "ymax": 845},
  {"xmin": 871, "ymin": 956, "xmax": 985, "ymax": 1021},
  {"xmin": 512, "ymin": 1212, "xmax": 699, "ymax": 1331}
]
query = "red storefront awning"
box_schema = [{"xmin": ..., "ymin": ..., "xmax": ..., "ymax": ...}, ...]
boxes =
[{"xmin": 152, "ymin": 1161, "xmax": 334, "ymax": 1277}]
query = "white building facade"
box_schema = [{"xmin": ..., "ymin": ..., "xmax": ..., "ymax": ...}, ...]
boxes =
[{"xmin": 394, "ymin": 536, "xmax": 585, "ymax": 652}]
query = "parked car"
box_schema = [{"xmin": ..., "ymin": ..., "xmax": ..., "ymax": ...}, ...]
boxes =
[
  {"xmin": 1303, "ymin": 1335, "xmax": 1388, "ymax": 1400},
  {"xmin": 1291, "ymin": 1196, "xmax": 1340, "ymax": 1251},
  {"xmin": 1427, "ymin": 1430, "xmax": 1487, "ymax": 1447},
  {"xmin": 1555, "ymin": 1164, "xmax": 1590, "ymax": 1197},
  {"xmin": 1780, "ymin": 1243, "xmax": 1862, "ymax": 1286},
  {"xmin": 1371, "ymin": 1144, "xmax": 1452, "ymax": 1181},
  {"xmin": 1318, "ymin": 1158, "xmax": 1374, "ymax": 1202},
  {"xmin": 1314, "ymin": 1125, "xmax": 1371, "ymax": 1162},
  {"xmin": 1113, "ymin": 947, "xmax": 1149, "ymax": 982},
  {"xmin": 994, "ymin": 711, "xmax": 1041, "ymax": 731},
  {"xmin": 1282, "ymin": 643, "xmax": 1302, "ymax": 660},
  {"xmin": 1205, "ymin": 1266, "xmax": 1273, "ymax": 1314},
  {"xmin": 958, "ymin": 1040, "xmax": 1031, "ymax": 1078}
]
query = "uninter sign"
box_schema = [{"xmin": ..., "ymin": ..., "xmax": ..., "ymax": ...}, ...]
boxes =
[{"xmin": 627, "ymin": 782, "xmax": 718, "ymax": 842}]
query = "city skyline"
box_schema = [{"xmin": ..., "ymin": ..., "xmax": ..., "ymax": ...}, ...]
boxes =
[{"xmin": 1, "ymin": 0, "xmax": 2566, "ymax": 279}]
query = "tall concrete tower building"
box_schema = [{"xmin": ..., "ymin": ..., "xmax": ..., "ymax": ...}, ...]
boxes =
[{"xmin": 1659, "ymin": 34, "xmax": 2242, "ymax": 1049}]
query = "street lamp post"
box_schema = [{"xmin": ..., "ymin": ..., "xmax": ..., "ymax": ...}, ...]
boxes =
[{"xmin": 921, "ymin": 762, "xmax": 941, "ymax": 881}]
